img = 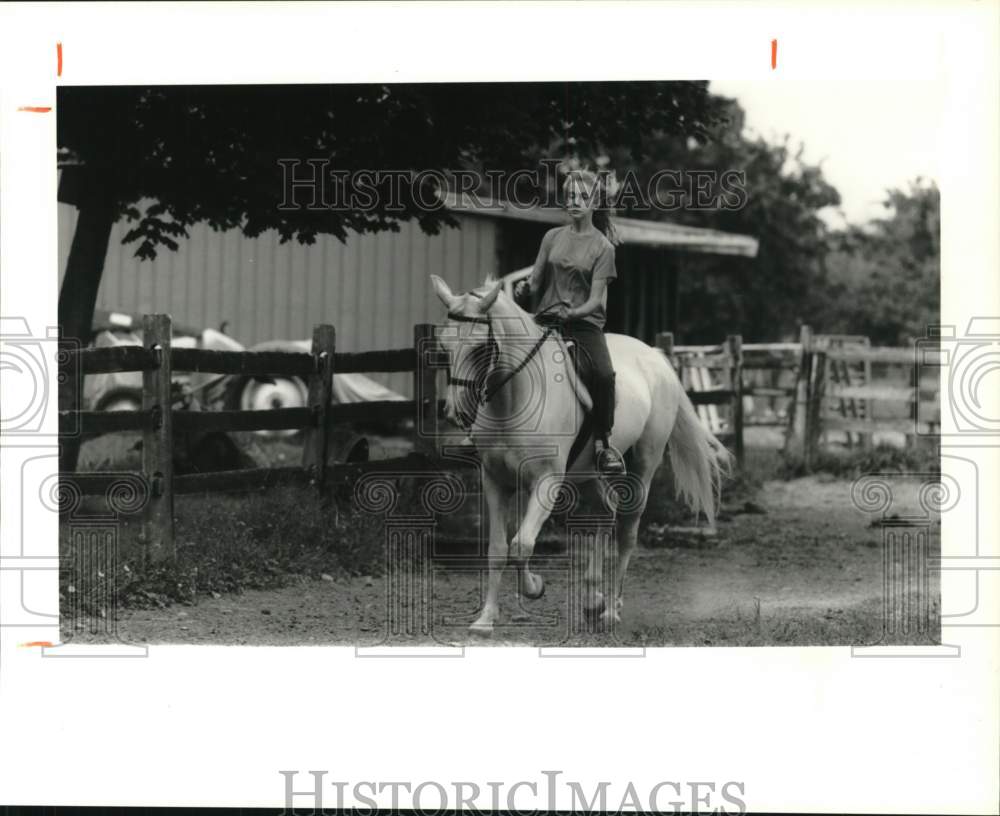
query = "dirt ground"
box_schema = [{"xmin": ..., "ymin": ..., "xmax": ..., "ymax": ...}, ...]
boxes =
[{"xmin": 69, "ymin": 472, "xmax": 940, "ymax": 648}]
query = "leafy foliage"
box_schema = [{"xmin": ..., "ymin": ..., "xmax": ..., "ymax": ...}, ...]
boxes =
[
  {"xmin": 821, "ymin": 179, "xmax": 940, "ymax": 344},
  {"xmin": 600, "ymin": 97, "xmax": 937, "ymax": 345},
  {"xmin": 605, "ymin": 97, "xmax": 842, "ymax": 343},
  {"xmin": 58, "ymin": 82, "xmax": 722, "ymax": 259}
]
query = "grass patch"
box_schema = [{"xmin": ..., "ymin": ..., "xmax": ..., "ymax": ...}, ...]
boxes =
[
  {"xmin": 62, "ymin": 429, "xmax": 453, "ymax": 618},
  {"xmin": 780, "ymin": 441, "xmax": 940, "ymax": 480},
  {"xmin": 60, "ymin": 484, "xmax": 387, "ymax": 616}
]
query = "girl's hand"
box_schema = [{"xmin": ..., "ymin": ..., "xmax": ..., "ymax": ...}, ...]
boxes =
[
  {"xmin": 514, "ymin": 279, "xmax": 530, "ymax": 301},
  {"xmin": 553, "ymin": 304, "xmax": 572, "ymax": 322}
]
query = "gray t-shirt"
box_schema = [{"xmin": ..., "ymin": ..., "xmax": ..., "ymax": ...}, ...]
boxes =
[{"xmin": 530, "ymin": 225, "xmax": 617, "ymax": 328}]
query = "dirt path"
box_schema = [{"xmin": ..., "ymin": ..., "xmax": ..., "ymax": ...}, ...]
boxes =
[{"xmin": 72, "ymin": 475, "xmax": 940, "ymax": 648}]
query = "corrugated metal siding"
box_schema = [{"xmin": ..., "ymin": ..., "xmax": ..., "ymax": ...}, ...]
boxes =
[{"xmin": 59, "ymin": 206, "xmax": 498, "ymax": 396}]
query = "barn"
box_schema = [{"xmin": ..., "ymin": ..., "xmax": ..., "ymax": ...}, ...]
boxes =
[{"xmin": 58, "ymin": 191, "xmax": 758, "ymax": 396}]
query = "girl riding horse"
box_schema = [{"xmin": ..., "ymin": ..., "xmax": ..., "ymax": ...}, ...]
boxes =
[{"xmin": 515, "ymin": 168, "xmax": 627, "ymax": 476}]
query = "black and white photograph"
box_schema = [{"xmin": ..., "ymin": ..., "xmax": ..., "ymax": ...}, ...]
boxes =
[
  {"xmin": 0, "ymin": 3, "xmax": 997, "ymax": 814},
  {"xmin": 55, "ymin": 78, "xmax": 944, "ymax": 648}
]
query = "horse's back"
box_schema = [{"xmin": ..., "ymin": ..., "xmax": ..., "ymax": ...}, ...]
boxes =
[
  {"xmin": 606, "ymin": 332, "xmax": 668, "ymax": 360},
  {"xmin": 606, "ymin": 333, "xmax": 676, "ymax": 389}
]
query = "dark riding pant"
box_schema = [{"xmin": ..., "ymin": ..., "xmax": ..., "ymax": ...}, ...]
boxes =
[{"xmin": 561, "ymin": 319, "xmax": 616, "ymax": 442}]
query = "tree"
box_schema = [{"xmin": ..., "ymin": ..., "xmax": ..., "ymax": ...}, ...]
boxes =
[
  {"xmin": 58, "ymin": 81, "xmax": 722, "ymax": 468},
  {"xmin": 605, "ymin": 97, "xmax": 842, "ymax": 343},
  {"xmin": 821, "ymin": 179, "xmax": 940, "ymax": 344},
  {"xmin": 601, "ymin": 99, "xmax": 938, "ymax": 346}
]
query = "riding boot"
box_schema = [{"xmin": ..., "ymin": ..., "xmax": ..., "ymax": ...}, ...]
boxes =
[{"xmin": 592, "ymin": 373, "xmax": 626, "ymax": 475}]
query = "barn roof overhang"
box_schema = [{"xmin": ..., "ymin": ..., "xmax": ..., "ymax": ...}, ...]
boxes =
[{"xmin": 441, "ymin": 192, "xmax": 759, "ymax": 258}]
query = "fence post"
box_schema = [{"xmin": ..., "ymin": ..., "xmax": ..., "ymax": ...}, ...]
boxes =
[
  {"xmin": 727, "ymin": 334, "xmax": 745, "ymax": 469},
  {"xmin": 785, "ymin": 324, "xmax": 813, "ymax": 457},
  {"xmin": 413, "ymin": 323, "xmax": 439, "ymax": 457},
  {"xmin": 655, "ymin": 332, "xmax": 676, "ymax": 372},
  {"xmin": 862, "ymin": 345, "xmax": 874, "ymax": 451},
  {"xmin": 805, "ymin": 349, "xmax": 827, "ymax": 472},
  {"xmin": 57, "ymin": 334, "xmax": 83, "ymax": 473},
  {"xmin": 141, "ymin": 314, "xmax": 175, "ymax": 565},
  {"xmin": 302, "ymin": 324, "xmax": 336, "ymax": 493}
]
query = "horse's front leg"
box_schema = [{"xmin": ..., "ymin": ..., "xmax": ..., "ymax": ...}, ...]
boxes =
[
  {"xmin": 470, "ymin": 471, "xmax": 511, "ymax": 636},
  {"xmin": 509, "ymin": 469, "xmax": 562, "ymax": 601}
]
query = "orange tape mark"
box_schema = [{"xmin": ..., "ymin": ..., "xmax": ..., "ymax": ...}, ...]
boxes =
[
  {"xmin": 57, "ymin": 42, "xmax": 63, "ymax": 77},
  {"xmin": 771, "ymin": 39, "xmax": 777, "ymax": 70},
  {"xmin": 20, "ymin": 641, "xmax": 54, "ymax": 648},
  {"xmin": 17, "ymin": 107, "xmax": 52, "ymax": 113}
]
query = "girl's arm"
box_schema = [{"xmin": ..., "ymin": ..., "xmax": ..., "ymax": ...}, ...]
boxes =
[
  {"xmin": 526, "ymin": 228, "xmax": 558, "ymax": 294},
  {"xmin": 567, "ymin": 277, "xmax": 609, "ymax": 319}
]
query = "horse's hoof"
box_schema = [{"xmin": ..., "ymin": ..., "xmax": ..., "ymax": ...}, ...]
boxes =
[
  {"xmin": 469, "ymin": 621, "xmax": 495, "ymax": 637},
  {"xmin": 521, "ymin": 574, "xmax": 545, "ymax": 600},
  {"xmin": 599, "ymin": 609, "xmax": 621, "ymax": 626}
]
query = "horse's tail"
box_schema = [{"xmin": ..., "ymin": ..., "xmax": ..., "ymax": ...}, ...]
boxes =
[{"xmin": 667, "ymin": 388, "xmax": 733, "ymax": 527}]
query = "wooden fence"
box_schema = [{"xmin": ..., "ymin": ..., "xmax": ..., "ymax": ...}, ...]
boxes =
[
  {"xmin": 799, "ymin": 330, "xmax": 940, "ymax": 467},
  {"xmin": 59, "ymin": 314, "xmax": 445, "ymax": 564},
  {"xmin": 656, "ymin": 332, "xmax": 746, "ymax": 467},
  {"xmin": 655, "ymin": 332, "xmax": 808, "ymax": 469},
  {"xmin": 658, "ymin": 325, "xmax": 940, "ymax": 470}
]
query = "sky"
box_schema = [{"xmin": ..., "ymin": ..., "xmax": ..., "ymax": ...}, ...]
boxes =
[{"xmin": 709, "ymin": 79, "xmax": 942, "ymax": 227}]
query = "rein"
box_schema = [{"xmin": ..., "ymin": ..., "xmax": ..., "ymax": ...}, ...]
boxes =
[{"xmin": 446, "ymin": 297, "xmax": 562, "ymax": 428}]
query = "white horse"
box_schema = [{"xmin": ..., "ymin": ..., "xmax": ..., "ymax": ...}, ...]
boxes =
[{"xmin": 432, "ymin": 274, "xmax": 730, "ymax": 635}]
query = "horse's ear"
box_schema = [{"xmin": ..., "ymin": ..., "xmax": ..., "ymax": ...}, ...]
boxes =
[
  {"xmin": 478, "ymin": 280, "xmax": 502, "ymax": 312},
  {"xmin": 430, "ymin": 275, "xmax": 459, "ymax": 310}
]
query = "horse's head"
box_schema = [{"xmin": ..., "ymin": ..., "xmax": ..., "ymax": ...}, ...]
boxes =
[{"xmin": 431, "ymin": 275, "xmax": 506, "ymax": 429}]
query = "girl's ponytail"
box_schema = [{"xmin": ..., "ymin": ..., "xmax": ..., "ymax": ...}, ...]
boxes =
[
  {"xmin": 563, "ymin": 167, "xmax": 622, "ymax": 246},
  {"xmin": 593, "ymin": 203, "xmax": 621, "ymax": 247}
]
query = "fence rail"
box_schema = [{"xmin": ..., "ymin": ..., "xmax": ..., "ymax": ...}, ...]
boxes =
[
  {"xmin": 64, "ymin": 345, "xmax": 421, "ymax": 378},
  {"xmin": 824, "ymin": 347, "xmax": 921, "ymax": 365},
  {"xmin": 61, "ymin": 453, "xmax": 446, "ymax": 499}
]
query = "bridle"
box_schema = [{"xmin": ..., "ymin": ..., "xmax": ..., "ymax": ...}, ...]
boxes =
[{"xmin": 445, "ymin": 293, "xmax": 561, "ymax": 429}]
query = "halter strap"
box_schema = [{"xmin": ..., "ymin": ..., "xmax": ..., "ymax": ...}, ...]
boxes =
[
  {"xmin": 445, "ymin": 305, "xmax": 555, "ymax": 426},
  {"xmin": 446, "ymin": 311, "xmax": 498, "ymax": 392},
  {"xmin": 447, "ymin": 312, "xmax": 490, "ymax": 325}
]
